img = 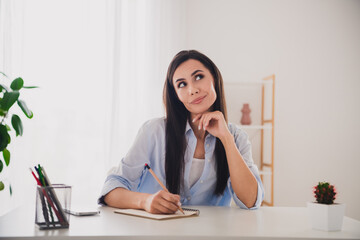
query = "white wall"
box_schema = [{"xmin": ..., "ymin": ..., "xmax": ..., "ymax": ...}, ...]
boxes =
[{"xmin": 185, "ymin": 0, "xmax": 360, "ymax": 220}]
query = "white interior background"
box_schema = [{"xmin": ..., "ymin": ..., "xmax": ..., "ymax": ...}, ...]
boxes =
[{"xmin": 0, "ymin": 0, "xmax": 359, "ymax": 221}]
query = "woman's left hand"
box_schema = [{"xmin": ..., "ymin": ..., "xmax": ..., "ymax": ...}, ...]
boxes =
[{"xmin": 192, "ymin": 111, "xmax": 231, "ymax": 141}]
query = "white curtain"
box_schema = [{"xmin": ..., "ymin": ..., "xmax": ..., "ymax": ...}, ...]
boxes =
[
  {"xmin": 0, "ymin": 0, "xmax": 187, "ymax": 215},
  {"xmin": 106, "ymin": 0, "xmax": 187, "ymax": 169},
  {"xmin": 0, "ymin": 0, "xmax": 25, "ymax": 216},
  {"xmin": 0, "ymin": 0, "xmax": 24, "ymax": 75}
]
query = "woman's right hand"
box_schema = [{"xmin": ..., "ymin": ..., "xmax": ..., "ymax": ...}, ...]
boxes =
[{"xmin": 143, "ymin": 190, "xmax": 181, "ymax": 214}]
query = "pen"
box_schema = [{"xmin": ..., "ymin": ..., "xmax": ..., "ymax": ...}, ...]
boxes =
[
  {"xmin": 35, "ymin": 165, "xmax": 56, "ymax": 224},
  {"xmin": 37, "ymin": 164, "xmax": 46, "ymax": 186},
  {"xmin": 29, "ymin": 168, "xmax": 41, "ymax": 186},
  {"xmin": 144, "ymin": 163, "xmax": 185, "ymax": 214},
  {"xmin": 30, "ymin": 168, "xmax": 50, "ymax": 226}
]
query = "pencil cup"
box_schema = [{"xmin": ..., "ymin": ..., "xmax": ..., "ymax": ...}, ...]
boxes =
[{"xmin": 35, "ymin": 184, "xmax": 71, "ymax": 230}]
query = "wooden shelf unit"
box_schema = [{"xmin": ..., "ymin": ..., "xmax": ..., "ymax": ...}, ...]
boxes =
[
  {"xmin": 260, "ymin": 74, "xmax": 275, "ymax": 206},
  {"xmin": 226, "ymin": 74, "xmax": 275, "ymax": 206}
]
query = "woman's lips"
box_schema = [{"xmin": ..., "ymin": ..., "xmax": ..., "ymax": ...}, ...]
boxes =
[{"xmin": 191, "ymin": 95, "xmax": 206, "ymax": 104}]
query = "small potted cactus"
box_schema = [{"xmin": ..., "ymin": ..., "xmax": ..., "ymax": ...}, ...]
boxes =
[{"xmin": 307, "ymin": 182, "xmax": 346, "ymax": 231}]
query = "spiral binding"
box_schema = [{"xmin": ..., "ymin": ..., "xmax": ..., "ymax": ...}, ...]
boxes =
[{"xmin": 182, "ymin": 207, "xmax": 200, "ymax": 214}]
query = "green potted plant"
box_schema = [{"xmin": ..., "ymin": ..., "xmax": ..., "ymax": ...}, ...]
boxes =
[
  {"xmin": 307, "ymin": 182, "xmax": 346, "ymax": 231},
  {"xmin": 0, "ymin": 72, "xmax": 37, "ymax": 194}
]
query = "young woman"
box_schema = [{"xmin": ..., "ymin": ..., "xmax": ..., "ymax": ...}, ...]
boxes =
[{"xmin": 99, "ymin": 50, "xmax": 264, "ymax": 214}]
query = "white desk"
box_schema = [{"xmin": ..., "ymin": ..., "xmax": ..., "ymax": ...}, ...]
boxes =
[{"xmin": 0, "ymin": 205, "xmax": 359, "ymax": 239}]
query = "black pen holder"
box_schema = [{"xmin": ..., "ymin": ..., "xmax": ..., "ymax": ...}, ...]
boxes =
[{"xmin": 35, "ymin": 184, "xmax": 71, "ymax": 230}]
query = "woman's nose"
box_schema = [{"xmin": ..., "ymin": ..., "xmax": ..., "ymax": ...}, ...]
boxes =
[{"xmin": 188, "ymin": 84, "xmax": 199, "ymax": 95}]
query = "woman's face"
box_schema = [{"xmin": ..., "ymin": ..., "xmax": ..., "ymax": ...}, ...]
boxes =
[{"xmin": 172, "ymin": 59, "xmax": 217, "ymax": 117}]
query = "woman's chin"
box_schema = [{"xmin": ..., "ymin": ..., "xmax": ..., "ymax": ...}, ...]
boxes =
[{"xmin": 188, "ymin": 107, "xmax": 211, "ymax": 116}]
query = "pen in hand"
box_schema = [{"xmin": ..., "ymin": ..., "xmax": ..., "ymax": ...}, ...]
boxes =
[{"xmin": 144, "ymin": 163, "xmax": 185, "ymax": 214}]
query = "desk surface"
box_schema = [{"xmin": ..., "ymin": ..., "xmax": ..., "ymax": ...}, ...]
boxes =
[{"xmin": 0, "ymin": 205, "xmax": 359, "ymax": 240}]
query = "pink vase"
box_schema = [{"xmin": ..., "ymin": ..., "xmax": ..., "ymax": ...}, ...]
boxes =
[{"xmin": 240, "ymin": 103, "xmax": 251, "ymax": 125}]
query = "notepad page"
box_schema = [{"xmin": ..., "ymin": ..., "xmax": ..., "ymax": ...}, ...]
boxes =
[{"xmin": 114, "ymin": 208, "xmax": 199, "ymax": 220}]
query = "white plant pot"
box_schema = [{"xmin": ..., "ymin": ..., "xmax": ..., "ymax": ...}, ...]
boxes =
[{"xmin": 307, "ymin": 202, "xmax": 346, "ymax": 231}]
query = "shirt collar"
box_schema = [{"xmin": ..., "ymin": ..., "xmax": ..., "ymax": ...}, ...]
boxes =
[
  {"xmin": 185, "ymin": 120, "xmax": 215, "ymax": 140},
  {"xmin": 185, "ymin": 120, "xmax": 192, "ymax": 135}
]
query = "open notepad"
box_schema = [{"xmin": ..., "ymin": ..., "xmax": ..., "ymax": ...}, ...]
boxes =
[{"xmin": 114, "ymin": 208, "xmax": 200, "ymax": 220}]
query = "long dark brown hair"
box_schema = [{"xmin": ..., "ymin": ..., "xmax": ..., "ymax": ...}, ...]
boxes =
[{"xmin": 163, "ymin": 50, "xmax": 229, "ymax": 196}]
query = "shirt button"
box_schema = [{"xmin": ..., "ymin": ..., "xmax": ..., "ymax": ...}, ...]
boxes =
[
  {"xmin": 206, "ymin": 144, "xmax": 209, "ymax": 148},
  {"xmin": 200, "ymin": 180, "xmax": 204, "ymax": 184},
  {"xmin": 187, "ymin": 196, "xmax": 191, "ymax": 201}
]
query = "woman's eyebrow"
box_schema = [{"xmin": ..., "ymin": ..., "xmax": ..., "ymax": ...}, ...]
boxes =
[
  {"xmin": 175, "ymin": 78, "xmax": 185, "ymax": 83},
  {"xmin": 191, "ymin": 69, "xmax": 203, "ymax": 76},
  {"xmin": 175, "ymin": 69, "xmax": 204, "ymax": 83}
]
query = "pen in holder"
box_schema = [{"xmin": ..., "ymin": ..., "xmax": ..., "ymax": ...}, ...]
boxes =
[{"xmin": 35, "ymin": 184, "xmax": 71, "ymax": 230}]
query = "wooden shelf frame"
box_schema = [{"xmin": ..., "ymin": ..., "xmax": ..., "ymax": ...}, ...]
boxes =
[
  {"xmin": 236, "ymin": 125, "xmax": 272, "ymax": 130},
  {"xmin": 260, "ymin": 74, "xmax": 275, "ymax": 206},
  {"xmin": 226, "ymin": 75, "xmax": 275, "ymax": 206}
]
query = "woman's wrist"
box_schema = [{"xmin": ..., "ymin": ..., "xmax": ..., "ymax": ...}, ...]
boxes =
[
  {"xmin": 220, "ymin": 131, "xmax": 234, "ymax": 146},
  {"xmin": 139, "ymin": 193, "xmax": 151, "ymax": 210}
]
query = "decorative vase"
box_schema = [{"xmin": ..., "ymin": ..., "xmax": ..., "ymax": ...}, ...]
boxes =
[
  {"xmin": 307, "ymin": 202, "xmax": 346, "ymax": 231},
  {"xmin": 240, "ymin": 103, "xmax": 251, "ymax": 125}
]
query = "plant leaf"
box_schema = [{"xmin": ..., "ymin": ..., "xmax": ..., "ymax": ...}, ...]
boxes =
[
  {"xmin": 0, "ymin": 84, "xmax": 10, "ymax": 92},
  {"xmin": 0, "ymin": 181, "xmax": 4, "ymax": 191},
  {"xmin": 0, "ymin": 72, "xmax": 8, "ymax": 77},
  {"xmin": 0, "ymin": 159, "xmax": 3, "ymax": 172},
  {"xmin": 7, "ymin": 132, "xmax": 11, "ymax": 144},
  {"xmin": 9, "ymin": 184, "xmax": 12, "ymax": 195},
  {"xmin": 10, "ymin": 77, "xmax": 24, "ymax": 90},
  {"xmin": 0, "ymin": 91, "xmax": 20, "ymax": 111},
  {"xmin": 17, "ymin": 100, "xmax": 33, "ymax": 119},
  {"xmin": 3, "ymin": 148, "xmax": 10, "ymax": 166},
  {"xmin": 0, "ymin": 109, "xmax": 6, "ymax": 116},
  {"xmin": 0, "ymin": 125, "xmax": 10, "ymax": 151},
  {"xmin": 11, "ymin": 114, "xmax": 23, "ymax": 136},
  {"xmin": 23, "ymin": 86, "xmax": 39, "ymax": 89}
]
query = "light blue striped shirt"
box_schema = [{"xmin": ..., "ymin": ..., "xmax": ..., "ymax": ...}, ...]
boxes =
[{"xmin": 99, "ymin": 117, "xmax": 264, "ymax": 209}]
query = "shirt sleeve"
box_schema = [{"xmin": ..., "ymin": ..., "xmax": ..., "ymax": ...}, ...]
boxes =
[
  {"xmin": 227, "ymin": 124, "xmax": 265, "ymax": 209},
  {"xmin": 98, "ymin": 120, "xmax": 155, "ymax": 205}
]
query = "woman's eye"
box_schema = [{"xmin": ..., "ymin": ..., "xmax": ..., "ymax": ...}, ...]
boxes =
[
  {"xmin": 195, "ymin": 74, "xmax": 204, "ymax": 81},
  {"xmin": 178, "ymin": 82, "xmax": 186, "ymax": 88}
]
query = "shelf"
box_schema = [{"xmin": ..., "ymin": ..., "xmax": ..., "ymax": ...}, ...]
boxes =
[
  {"xmin": 225, "ymin": 79, "xmax": 273, "ymax": 85},
  {"xmin": 259, "ymin": 170, "xmax": 272, "ymax": 176},
  {"xmin": 236, "ymin": 124, "xmax": 272, "ymax": 130}
]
